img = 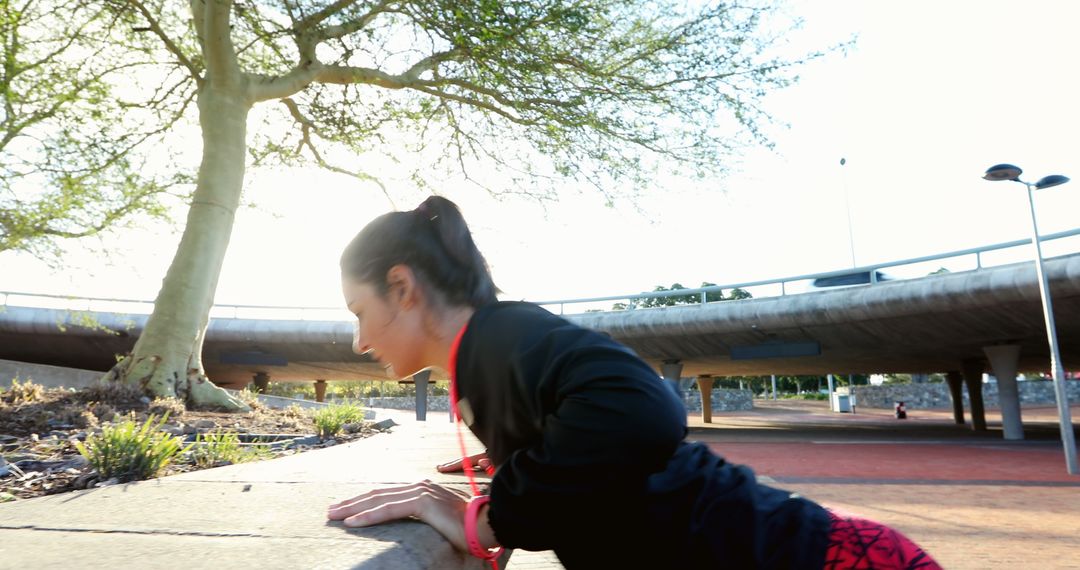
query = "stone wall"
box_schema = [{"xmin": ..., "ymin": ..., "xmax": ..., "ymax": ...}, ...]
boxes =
[
  {"xmin": 0, "ymin": 359, "xmax": 103, "ymax": 389},
  {"xmin": 363, "ymin": 396, "xmax": 452, "ymax": 411},
  {"xmin": 357, "ymin": 390, "xmax": 756, "ymax": 413},
  {"xmin": 851, "ymin": 381, "xmax": 1080, "ymax": 409},
  {"xmin": 679, "ymin": 389, "xmax": 754, "ymax": 412}
]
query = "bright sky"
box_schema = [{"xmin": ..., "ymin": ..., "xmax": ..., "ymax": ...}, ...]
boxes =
[{"xmin": 3, "ymin": 0, "xmax": 1080, "ymax": 311}]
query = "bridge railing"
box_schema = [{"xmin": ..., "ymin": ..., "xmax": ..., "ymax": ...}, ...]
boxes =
[
  {"xmin": 0, "ymin": 291, "xmax": 352, "ymax": 322},
  {"xmin": 3, "ymin": 227, "xmax": 1080, "ymax": 318},
  {"xmin": 532, "ymin": 227, "xmax": 1080, "ymax": 314}
]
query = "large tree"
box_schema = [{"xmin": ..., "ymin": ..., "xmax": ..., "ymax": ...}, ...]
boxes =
[
  {"xmin": 0, "ymin": 0, "xmax": 182, "ymax": 258},
  {"xmin": 70, "ymin": 0, "xmax": 826, "ymax": 409}
]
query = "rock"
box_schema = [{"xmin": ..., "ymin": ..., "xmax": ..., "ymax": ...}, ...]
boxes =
[
  {"xmin": 0, "ymin": 456, "xmax": 8, "ymax": 478},
  {"xmin": 343, "ymin": 422, "xmax": 363, "ymax": 434},
  {"xmin": 139, "ymin": 396, "xmax": 152, "ymax": 405},
  {"xmin": 182, "ymin": 423, "xmax": 198, "ymax": 435},
  {"xmin": 161, "ymin": 423, "xmax": 185, "ymax": 436},
  {"xmin": 372, "ymin": 418, "xmax": 397, "ymax": 431},
  {"xmin": 64, "ymin": 455, "xmax": 89, "ymax": 469},
  {"xmin": 29, "ymin": 433, "xmax": 39, "ymax": 442},
  {"xmin": 192, "ymin": 419, "xmax": 217, "ymax": 430},
  {"xmin": 47, "ymin": 430, "xmax": 70, "ymax": 439},
  {"xmin": 96, "ymin": 477, "xmax": 120, "ymax": 488},
  {"xmin": 73, "ymin": 472, "xmax": 99, "ymax": 490}
]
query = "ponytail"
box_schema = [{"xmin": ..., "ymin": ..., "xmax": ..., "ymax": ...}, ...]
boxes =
[{"xmin": 340, "ymin": 196, "xmax": 499, "ymax": 308}]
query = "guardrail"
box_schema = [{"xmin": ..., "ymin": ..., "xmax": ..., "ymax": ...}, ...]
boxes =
[
  {"xmin": 4, "ymin": 227, "xmax": 1080, "ymax": 318},
  {"xmin": 532, "ymin": 227, "xmax": 1080, "ymax": 314}
]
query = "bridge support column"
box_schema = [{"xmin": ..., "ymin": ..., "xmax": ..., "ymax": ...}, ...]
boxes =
[
  {"xmin": 661, "ymin": 360, "xmax": 683, "ymax": 405},
  {"xmin": 984, "ymin": 345, "xmax": 1024, "ymax": 440},
  {"xmin": 697, "ymin": 376, "xmax": 714, "ymax": 423},
  {"xmin": 945, "ymin": 371, "xmax": 965, "ymax": 425},
  {"xmin": 413, "ymin": 370, "xmax": 430, "ymax": 421},
  {"xmin": 827, "ymin": 374, "xmax": 835, "ymax": 411},
  {"xmin": 962, "ymin": 359, "xmax": 987, "ymax": 431},
  {"xmin": 314, "ymin": 379, "xmax": 327, "ymax": 403},
  {"xmin": 252, "ymin": 372, "xmax": 270, "ymax": 394}
]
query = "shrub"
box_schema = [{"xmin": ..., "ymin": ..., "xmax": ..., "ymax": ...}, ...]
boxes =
[
  {"xmin": 75, "ymin": 415, "xmax": 190, "ymax": 482},
  {"xmin": 313, "ymin": 403, "xmax": 367, "ymax": 439},
  {"xmin": 81, "ymin": 381, "xmax": 145, "ymax": 406},
  {"xmin": 3, "ymin": 377, "xmax": 44, "ymax": 405},
  {"xmin": 188, "ymin": 430, "xmax": 271, "ymax": 469},
  {"xmin": 148, "ymin": 397, "xmax": 186, "ymax": 418},
  {"xmin": 234, "ymin": 387, "xmax": 263, "ymax": 410}
]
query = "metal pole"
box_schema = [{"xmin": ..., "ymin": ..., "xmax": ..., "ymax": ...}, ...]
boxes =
[
  {"xmin": 840, "ymin": 157, "xmax": 857, "ymax": 267},
  {"xmin": 827, "ymin": 373, "xmax": 835, "ymax": 412},
  {"xmin": 771, "ymin": 374, "xmax": 777, "ymax": 400},
  {"xmin": 1025, "ymin": 183, "xmax": 1079, "ymax": 475}
]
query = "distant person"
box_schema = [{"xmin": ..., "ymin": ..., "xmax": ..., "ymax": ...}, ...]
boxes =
[{"xmin": 327, "ymin": 196, "xmax": 940, "ymax": 569}]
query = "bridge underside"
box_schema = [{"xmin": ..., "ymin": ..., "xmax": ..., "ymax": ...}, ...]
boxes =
[
  {"xmin": 1, "ymin": 255, "xmax": 1078, "ymax": 388},
  {"xmin": 571, "ymin": 255, "xmax": 1080, "ymax": 378}
]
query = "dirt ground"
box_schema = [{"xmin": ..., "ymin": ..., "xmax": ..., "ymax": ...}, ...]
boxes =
[{"xmin": 0, "ymin": 384, "xmax": 379, "ymax": 502}]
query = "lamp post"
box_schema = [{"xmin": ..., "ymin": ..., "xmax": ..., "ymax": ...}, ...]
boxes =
[{"xmin": 983, "ymin": 163, "xmax": 1078, "ymax": 475}]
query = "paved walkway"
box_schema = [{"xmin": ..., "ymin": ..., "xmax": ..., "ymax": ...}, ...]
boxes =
[
  {"xmin": 690, "ymin": 400, "xmax": 1080, "ymax": 570},
  {"xmin": 2, "ymin": 401, "xmax": 1078, "ymax": 569}
]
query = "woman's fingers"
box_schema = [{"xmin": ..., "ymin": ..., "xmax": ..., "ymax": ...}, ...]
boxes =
[
  {"xmin": 328, "ymin": 481, "xmax": 471, "ymax": 550},
  {"xmin": 328, "ymin": 480, "xmax": 434, "ymax": 517},
  {"xmin": 435, "ymin": 457, "xmax": 466, "ymax": 473},
  {"xmin": 435, "ymin": 451, "xmax": 489, "ymax": 473}
]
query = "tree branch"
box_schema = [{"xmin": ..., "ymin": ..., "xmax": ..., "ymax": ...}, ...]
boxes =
[
  {"xmin": 191, "ymin": 0, "xmax": 240, "ymax": 83},
  {"xmin": 127, "ymin": 0, "xmax": 202, "ymax": 82},
  {"xmin": 279, "ymin": 97, "xmax": 392, "ymax": 204}
]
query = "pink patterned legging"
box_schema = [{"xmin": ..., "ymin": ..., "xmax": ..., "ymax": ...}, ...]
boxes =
[{"xmin": 823, "ymin": 510, "xmax": 943, "ymax": 570}]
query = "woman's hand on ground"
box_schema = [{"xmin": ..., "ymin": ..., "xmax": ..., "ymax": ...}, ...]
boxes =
[
  {"xmin": 328, "ymin": 480, "xmax": 473, "ymax": 550},
  {"xmin": 436, "ymin": 451, "xmax": 490, "ymax": 473}
]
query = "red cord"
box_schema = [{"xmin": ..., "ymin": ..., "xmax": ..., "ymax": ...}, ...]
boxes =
[{"xmin": 448, "ymin": 324, "xmax": 501, "ymax": 569}]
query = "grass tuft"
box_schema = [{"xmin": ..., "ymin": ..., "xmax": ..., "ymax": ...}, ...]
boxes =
[
  {"xmin": 3, "ymin": 377, "xmax": 44, "ymax": 405},
  {"xmin": 74, "ymin": 414, "xmax": 190, "ymax": 482},
  {"xmin": 312, "ymin": 403, "xmax": 366, "ymax": 439},
  {"xmin": 188, "ymin": 430, "xmax": 271, "ymax": 469}
]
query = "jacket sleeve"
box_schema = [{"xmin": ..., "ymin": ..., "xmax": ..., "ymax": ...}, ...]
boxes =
[{"xmin": 485, "ymin": 334, "xmax": 688, "ymax": 550}]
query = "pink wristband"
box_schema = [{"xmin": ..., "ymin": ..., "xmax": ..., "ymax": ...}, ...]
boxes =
[{"xmin": 465, "ymin": 495, "xmax": 504, "ymax": 561}]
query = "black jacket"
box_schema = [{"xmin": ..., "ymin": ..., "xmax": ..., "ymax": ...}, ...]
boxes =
[{"xmin": 454, "ymin": 302, "xmax": 830, "ymax": 569}]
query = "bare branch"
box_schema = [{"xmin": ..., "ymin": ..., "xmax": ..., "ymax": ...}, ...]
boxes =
[
  {"xmin": 316, "ymin": 0, "xmax": 396, "ymax": 41},
  {"xmin": 127, "ymin": 0, "xmax": 202, "ymax": 82},
  {"xmin": 293, "ymin": 0, "xmax": 360, "ymax": 31},
  {"xmin": 279, "ymin": 97, "xmax": 392, "ymax": 205}
]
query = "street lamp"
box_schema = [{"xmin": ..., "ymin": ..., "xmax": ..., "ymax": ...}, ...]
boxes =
[{"xmin": 983, "ymin": 163, "xmax": 1078, "ymax": 475}]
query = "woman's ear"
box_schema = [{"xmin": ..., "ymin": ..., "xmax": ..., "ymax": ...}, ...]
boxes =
[{"xmin": 385, "ymin": 264, "xmax": 419, "ymax": 309}]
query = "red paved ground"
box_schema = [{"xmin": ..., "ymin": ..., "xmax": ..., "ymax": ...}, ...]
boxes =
[
  {"xmin": 704, "ymin": 441, "xmax": 1074, "ymax": 483},
  {"xmin": 681, "ymin": 400, "xmax": 1080, "ymax": 569},
  {"xmin": 688, "ymin": 400, "xmax": 1080, "ymax": 483}
]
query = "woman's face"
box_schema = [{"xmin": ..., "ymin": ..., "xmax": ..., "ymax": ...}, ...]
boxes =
[{"xmin": 342, "ymin": 276, "xmax": 426, "ymax": 379}]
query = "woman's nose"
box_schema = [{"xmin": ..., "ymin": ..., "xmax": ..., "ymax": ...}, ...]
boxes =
[{"xmin": 352, "ymin": 326, "xmax": 370, "ymax": 355}]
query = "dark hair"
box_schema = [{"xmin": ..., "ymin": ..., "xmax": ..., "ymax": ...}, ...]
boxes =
[{"xmin": 340, "ymin": 196, "xmax": 499, "ymax": 308}]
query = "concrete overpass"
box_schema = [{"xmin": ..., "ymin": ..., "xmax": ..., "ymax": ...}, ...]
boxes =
[
  {"xmin": 5, "ymin": 252, "xmax": 1078, "ymax": 380},
  {"xmin": 2, "ymin": 236, "xmax": 1079, "ymax": 436}
]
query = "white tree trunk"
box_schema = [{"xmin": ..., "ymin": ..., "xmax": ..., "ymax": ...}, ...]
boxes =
[{"xmin": 106, "ymin": 83, "xmax": 251, "ymax": 410}]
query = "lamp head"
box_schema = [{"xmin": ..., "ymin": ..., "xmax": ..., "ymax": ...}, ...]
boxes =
[
  {"xmin": 1034, "ymin": 174, "xmax": 1070, "ymax": 190},
  {"xmin": 983, "ymin": 163, "xmax": 1023, "ymax": 181}
]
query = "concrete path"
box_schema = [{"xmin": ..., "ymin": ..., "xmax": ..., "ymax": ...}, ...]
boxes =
[
  {"xmin": 0, "ymin": 408, "xmax": 538, "ymax": 569},
  {"xmin": 3, "ymin": 400, "xmax": 1078, "ymax": 569}
]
